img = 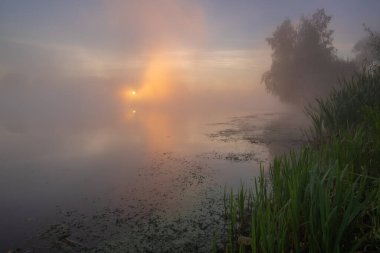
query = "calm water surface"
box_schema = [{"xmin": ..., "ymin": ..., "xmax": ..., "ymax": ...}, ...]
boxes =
[{"xmin": 0, "ymin": 109, "xmax": 304, "ymax": 252}]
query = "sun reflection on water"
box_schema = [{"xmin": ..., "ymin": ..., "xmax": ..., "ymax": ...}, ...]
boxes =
[{"xmin": 118, "ymin": 51, "xmax": 183, "ymax": 152}]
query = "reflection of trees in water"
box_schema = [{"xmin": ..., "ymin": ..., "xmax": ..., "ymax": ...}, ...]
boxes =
[{"xmin": 261, "ymin": 112, "xmax": 308, "ymax": 159}]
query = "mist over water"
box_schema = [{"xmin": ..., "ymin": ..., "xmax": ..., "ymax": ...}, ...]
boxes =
[
  {"xmin": 0, "ymin": 35, "xmax": 285, "ymax": 251},
  {"xmin": 1, "ymin": 0, "xmax": 379, "ymax": 251}
]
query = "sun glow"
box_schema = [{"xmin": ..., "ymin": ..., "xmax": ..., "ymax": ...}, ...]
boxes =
[
  {"xmin": 120, "ymin": 51, "xmax": 176, "ymax": 109},
  {"xmin": 139, "ymin": 52, "xmax": 174, "ymax": 102},
  {"xmin": 120, "ymin": 88, "xmax": 139, "ymax": 101}
]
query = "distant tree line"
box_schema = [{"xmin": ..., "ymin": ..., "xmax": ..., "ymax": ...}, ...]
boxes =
[{"xmin": 262, "ymin": 9, "xmax": 380, "ymax": 105}]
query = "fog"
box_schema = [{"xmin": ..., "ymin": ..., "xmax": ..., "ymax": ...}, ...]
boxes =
[
  {"xmin": 2, "ymin": 1, "xmax": 377, "ymax": 137},
  {"xmin": 0, "ymin": 0, "xmax": 378, "ymax": 207},
  {"xmin": 1, "ymin": 0, "xmax": 379, "ymax": 251},
  {"xmin": 0, "ymin": 0, "xmax": 378, "ymax": 202},
  {"xmin": 0, "ymin": 0, "xmax": 280, "ymax": 139}
]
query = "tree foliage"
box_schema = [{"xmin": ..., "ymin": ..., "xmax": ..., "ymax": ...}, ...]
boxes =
[
  {"xmin": 262, "ymin": 9, "xmax": 356, "ymax": 104},
  {"xmin": 354, "ymin": 26, "xmax": 380, "ymax": 69}
]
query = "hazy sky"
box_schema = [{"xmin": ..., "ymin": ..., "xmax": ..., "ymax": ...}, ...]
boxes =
[
  {"xmin": 1, "ymin": 1, "xmax": 379, "ymax": 52},
  {"xmin": 1, "ymin": 1, "xmax": 379, "ymax": 75},
  {"xmin": 2, "ymin": 2, "xmax": 380, "ymax": 250},
  {"xmin": 0, "ymin": 0, "xmax": 379, "ymax": 128}
]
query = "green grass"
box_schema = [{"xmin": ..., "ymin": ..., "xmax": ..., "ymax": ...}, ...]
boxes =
[{"xmin": 221, "ymin": 69, "xmax": 380, "ymax": 252}]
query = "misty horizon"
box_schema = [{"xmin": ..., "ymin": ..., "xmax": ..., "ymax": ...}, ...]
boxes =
[{"xmin": 1, "ymin": 1, "xmax": 379, "ymax": 252}]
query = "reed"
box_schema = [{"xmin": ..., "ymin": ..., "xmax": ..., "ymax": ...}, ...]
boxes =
[
  {"xmin": 219, "ymin": 69, "xmax": 380, "ymax": 252},
  {"xmin": 224, "ymin": 184, "xmax": 228, "ymax": 219}
]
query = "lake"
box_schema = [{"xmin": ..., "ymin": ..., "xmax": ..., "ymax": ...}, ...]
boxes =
[{"xmin": 0, "ymin": 107, "xmax": 305, "ymax": 252}]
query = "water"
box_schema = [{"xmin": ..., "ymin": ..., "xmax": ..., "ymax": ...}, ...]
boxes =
[{"xmin": 0, "ymin": 109, "xmax": 305, "ymax": 252}]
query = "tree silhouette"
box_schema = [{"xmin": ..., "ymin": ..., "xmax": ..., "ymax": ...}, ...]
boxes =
[{"xmin": 262, "ymin": 9, "xmax": 356, "ymax": 104}]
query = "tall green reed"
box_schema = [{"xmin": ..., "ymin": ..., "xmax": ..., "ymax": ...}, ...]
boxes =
[{"xmin": 219, "ymin": 69, "xmax": 380, "ymax": 252}]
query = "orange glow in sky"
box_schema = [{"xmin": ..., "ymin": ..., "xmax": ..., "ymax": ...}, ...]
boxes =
[
  {"xmin": 139, "ymin": 52, "xmax": 174, "ymax": 102},
  {"xmin": 120, "ymin": 51, "xmax": 176, "ymax": 110}
]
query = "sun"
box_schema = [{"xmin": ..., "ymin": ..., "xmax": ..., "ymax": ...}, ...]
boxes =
[{"xmin": 131, "ymin": 91, "xmax": 136, "ymax": 96}]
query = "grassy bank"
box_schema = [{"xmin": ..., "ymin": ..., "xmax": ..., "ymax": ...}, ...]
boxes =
[{"xmin": 220, "ymin": 69, "xmax": 380, "ymax": 253}]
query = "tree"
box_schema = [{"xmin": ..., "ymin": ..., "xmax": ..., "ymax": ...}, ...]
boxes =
[
  {"xmin": 262, "ymin": 9, "xmax": 356, "ymax": 104},
  {"xmin": 353, "ymin": 26, "xmax": 380, "ymax": 69}
]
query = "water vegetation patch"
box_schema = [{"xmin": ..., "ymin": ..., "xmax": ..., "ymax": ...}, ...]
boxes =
[
  {"xmin": 219, "ymin": 69, "xmax": 380, "ymax": 252},
  {"xmin": 18, "ymin": 154, "xmax": 225, "ymax": 253},
  {"xmin": 199, "ymin": 151, "xmax": 259, "ymax": 162}
]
